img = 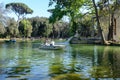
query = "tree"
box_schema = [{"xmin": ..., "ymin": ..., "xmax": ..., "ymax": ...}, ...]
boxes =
[
  {"xmin": 0, "ymin": 22, "xmax": 6, "ymax": 37},
  {"xmin": 19, "ymin": 19, "xmax": 32, "ymax": 37},
  {"xmin": 6, "ymin": 18, "xmax": 18, "ymax": 38},
  {"xmin": 5, "ymin": 2, "xmax": 33, "ymax": 24},
  {"xmin": 92, "ymin": 0, "xmax": 106, "ymax": 44},
  {"xmin": 78, "ymin": 15, "xmax": 93, "ymax": 37},
  {"xmin": 97, "ymin": 0, "xmax": 120, "ymax": 42},
  {"xmin": 48, "ymin": 0, "xmax": 86, "ymax": 36},
  {"xmin": 103, "ymin": 0, "xmax": 118, "ymax": 41},
  {"xmin": 49, "ymin": 0, "xmax": 107, "ymax": 44},
  {"xmin": 28, "ymin": 16, "xmax": 69, "ymax": 38},
  {"xmin": 29, "ymin": 17, "xmax": 53, "ymax": 37},
  {"xmin": 0, "ymin": 3, "xmax": 8, "ymax": 37}
]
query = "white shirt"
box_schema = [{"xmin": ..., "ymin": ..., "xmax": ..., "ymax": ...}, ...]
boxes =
[{"xmin": 51, "ymin": 41, "xmax": 55, "ymax": 45}]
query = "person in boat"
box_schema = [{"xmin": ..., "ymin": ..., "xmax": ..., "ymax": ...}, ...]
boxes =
[
  {"xmin": 44, "ymin": 38, "xmax": 50, "ymax": 46},
  {"xmin": 50, "ymin": 39, "xmax": 55, "ymax": 46}
]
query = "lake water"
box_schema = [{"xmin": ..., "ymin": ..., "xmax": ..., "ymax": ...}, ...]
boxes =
[{"xmin": 0, "ymin": 42, "xmax": 120, "ymax": 80}]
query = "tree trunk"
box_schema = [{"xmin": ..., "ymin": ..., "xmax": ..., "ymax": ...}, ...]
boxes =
[{"xmin": 92, "ymin": 0, "xmax": 106, "ymax": 44}]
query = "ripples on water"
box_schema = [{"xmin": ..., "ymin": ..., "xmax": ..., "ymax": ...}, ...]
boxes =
[{"xmin": 0, "ymin": 42, "xmax": 120, "ymax": 80}]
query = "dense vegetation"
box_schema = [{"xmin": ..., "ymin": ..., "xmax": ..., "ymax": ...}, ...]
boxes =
[
  {"xmin": 0, "ymin": 3, "xmax": 70, "ymax": 38},
  {"xmin": 48, "ymin": 0, "xmax": 120, "ymax": 44}
]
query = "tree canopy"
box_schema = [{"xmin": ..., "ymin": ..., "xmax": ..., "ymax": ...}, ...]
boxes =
[
  {"xmin": 5, "ymin": 2, "xmax": 33, "ymax": 22},
  {"xmin": 19, "ymin": 19, "xmax": 32, "ymax": 37},
  {"xmin": 48, "ymin": 0, "xmax": 92, "ymax": 35}
]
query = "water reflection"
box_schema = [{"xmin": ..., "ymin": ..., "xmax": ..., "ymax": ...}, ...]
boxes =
[
  {"xmin": 0, "ymin": 43, "xmax": 120, "ymax": 80},
  {"xmin": 91, "ymin": 45, "xmax": 120, "ymax": 78}
]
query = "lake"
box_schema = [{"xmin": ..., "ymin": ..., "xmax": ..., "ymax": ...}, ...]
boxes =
[{"xmin": 0, "ymin": 42, "xmax": 120, "ymax": 80}]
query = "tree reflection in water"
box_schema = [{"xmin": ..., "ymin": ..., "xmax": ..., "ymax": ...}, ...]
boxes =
[
  {"xmin": 91, "ymin": 45, "xmax": 120, "ymax": 79},
  {"xmin": 0, "ymin": 43, "xmax": 120, "ymax": 80}
]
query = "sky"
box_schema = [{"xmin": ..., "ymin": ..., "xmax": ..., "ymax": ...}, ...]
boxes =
[{"xmin": 1, "ymin": 0, "xmax": 54, "ymax": 19}]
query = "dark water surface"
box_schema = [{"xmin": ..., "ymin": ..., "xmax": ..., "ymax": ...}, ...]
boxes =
[{"xmin": 0, "ymin": 42, "xmax": 120, "ymax": 80}]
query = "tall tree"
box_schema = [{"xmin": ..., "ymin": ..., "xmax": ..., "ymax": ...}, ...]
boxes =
[
  {"xmin": 5, "ymin": 2, "xmax": 33, "ymax": 25},
  {"xmin": 92, "ymin": 0, "xmax": 106, "ymax": 44},
  {"xmin": 6, "ymin": 18, "xmax": 18, "ymax": 37},
  {"xmin": 29, "ymin": 17, "xmax": 53, "ymax": 37},
  {"xmin": 19, "ymin": 19, "xmax": 32, "ymax": 37},
  {"xmin": 49, "ymin": 0, "xmax": 107, "ymax": 44},
  {"xmin": 98, "ymin": 0, "xmax": 119, "ymax": 41},
  {"xmin": 0, "ymin": 3, "xmax": 8, "ymax": 36},
  {"xmin": 48, "ymin": 0, "xmax": 89, "ymax": 36}
]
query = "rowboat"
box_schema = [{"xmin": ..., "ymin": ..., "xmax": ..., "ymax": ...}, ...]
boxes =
[{"xmin": 39, "ymin": 44, "xmax": 65, "ymax": 50}]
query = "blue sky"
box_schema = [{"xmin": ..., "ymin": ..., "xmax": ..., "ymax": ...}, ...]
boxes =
[{"xmin": 1, "ymin": 0, "xmax": 53, "ymax": 18}]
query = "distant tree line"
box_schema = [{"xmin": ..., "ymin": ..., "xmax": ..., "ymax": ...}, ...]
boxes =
[{"xmin": 0, "ymin": 15, "xmax": 70, "ymax": 38}]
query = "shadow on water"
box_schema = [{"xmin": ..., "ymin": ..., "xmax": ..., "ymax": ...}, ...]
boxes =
[{"xmin": 0, "ymin": 43, "xmax": 120, "ymax": 80}]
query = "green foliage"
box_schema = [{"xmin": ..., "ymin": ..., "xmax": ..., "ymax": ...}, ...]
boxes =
[
  {"xmin": 6, "ymin": 2, "xmax": 33, "ymax": 15},
  {"xmin": 52, "ymin": 20, "xmax": 69, "ymax": 38},
  {"xmin": 49, "ymin": 0, "xmax": 93, "ymax": 35},
  {"xmin": 49, "ymin": 0, "xmax": 86, "ymax": 22},
  {"xmin": 0, "ymin": 22, "xmax": 6, "ymax": 35},
  {"xmin": 79, "ymin": 17, "xmax": 93, "ymax": 37},
  {"xmin": 6, "ymin": 18, "xmax": 18, "ymax": 37},
  {"xmin": 48, "ymin": 6, "xmax": 67, "ymax": 23},
  {"xmin": 29, "ymin": 17, "xmax": 53, "ymax": 37},
  {"xmin": 19, "ymin": 19, "xmax": 32, "ymax": 37},
  {"xmin": 5, "ymin": 2, "xmax": 33, "ymax": 22},
  {"xmin": 0, "ymin": 3, "xmax": 8, "ymax": 37},
  {"xmin": 29, "ymin": 17, "xmax": 70, "ymax": 38}
]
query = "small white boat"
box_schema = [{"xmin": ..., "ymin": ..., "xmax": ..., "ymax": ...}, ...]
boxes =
[{"xmin": 39, "ymin": 44, "xmax": 65, "ymax": 50}]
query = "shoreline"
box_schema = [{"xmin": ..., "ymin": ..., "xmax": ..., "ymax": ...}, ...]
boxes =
[
  {"xmin": 0, "ymin": 38, "xmax": 66, "ymax": 43},
  {"xmin": 0, "ymin": 38, "xmax": 42, "ymax": 43}
]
